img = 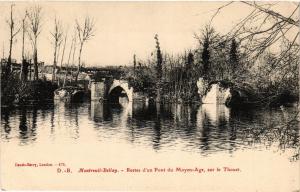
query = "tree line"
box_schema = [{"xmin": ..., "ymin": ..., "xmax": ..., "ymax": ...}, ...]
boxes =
[
  {"xmin": 127, "ymin": 2, "xmax": 299, "ymax": 105},
  {"xmin": 1, "ymin": 4, "xmax": 95, "ymax": 105},
  {"xmin": 1, "ymin": 4, "xmax": 95, "ymax": 84},
  {"xmin": 126, "ymin": 26, "xmax": 244, "ymax": 103}
]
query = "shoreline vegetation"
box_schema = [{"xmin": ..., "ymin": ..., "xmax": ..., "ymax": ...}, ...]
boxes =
[{"xmin": 1, "ymin": 3, "xmax": 299, "ymax": 109}]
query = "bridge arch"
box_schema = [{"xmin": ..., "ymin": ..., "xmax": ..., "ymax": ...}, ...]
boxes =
[{"xmin": 108, "ymin": 80, "xmax": 133, "ymax": 103}]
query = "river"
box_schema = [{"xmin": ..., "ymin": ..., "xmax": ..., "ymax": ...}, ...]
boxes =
[{"xmin": 1, "ymin": 100, "xmax": 299, "ymax": 190}]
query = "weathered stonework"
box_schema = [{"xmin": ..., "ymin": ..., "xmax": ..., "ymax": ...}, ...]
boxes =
[
  {"xmin": 197, "ymin": 78, "xmax": 231, "ymax": 105},
  {"xmin": 90, "ymin": 80, "xmax": 106, "ymax": 101},
  {"xmin": 91, "ymin": 79, "xmax": 133, "ymax": 102},
  {"xmin": 108, "ymin": 80, "xmax": 133, "ymax": 102}
]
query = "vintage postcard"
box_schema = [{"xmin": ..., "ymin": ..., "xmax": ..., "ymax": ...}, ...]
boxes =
[{"xmin": 0, "ymin": 1, "xmax": 299, "ymax": 191}]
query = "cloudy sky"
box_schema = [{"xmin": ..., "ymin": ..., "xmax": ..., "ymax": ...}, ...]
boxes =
[{"xmin": 0, "ymin": 1, "xmax": 297, "ymax": 67}]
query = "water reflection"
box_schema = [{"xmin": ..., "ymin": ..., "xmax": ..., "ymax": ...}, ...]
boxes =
[
  {"xmin": 19, "ymin": 108, "xmax": 28, "ymax": 139},
  {"xmin": 1, "ymin": 101, "xmax": 299, "ymax": 159},
  {"xmin": 1, "ymin": 110, "xmax": 11, "ymax": 140},
  {"xmin": 86, "ymin": 101, "xmax": 300, "ymax": 157},
  {"xmin": 90, "ymin": 101, "xmax": 112, "ymax": 122},
  {"xmin": 1, "ymin": 110, "xmax": 11, "ymax": 136},
  {"xmin": 54, "ymin": 101, "xmax": 81, "ymax": 140}
]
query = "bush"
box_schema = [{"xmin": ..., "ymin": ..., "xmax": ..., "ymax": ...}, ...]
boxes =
[{"xmin": 1, "ymin": 73, "xmax": 57, "ymax": 106}]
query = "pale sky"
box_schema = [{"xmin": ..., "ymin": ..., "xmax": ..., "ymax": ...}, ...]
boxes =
[{"xmin": 0, "ymin": 1, "xmax": 297, "ymax": 67}]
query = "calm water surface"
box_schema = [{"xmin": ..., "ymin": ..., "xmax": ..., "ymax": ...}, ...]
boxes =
[{"xmin": 1, "ymin": 100, "xmax": 299, "ymax": 160}]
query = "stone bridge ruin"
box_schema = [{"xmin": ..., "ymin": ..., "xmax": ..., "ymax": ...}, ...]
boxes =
[{"xmin": 91, "ymin": 79, "xmax": 134, "ymax": 103}]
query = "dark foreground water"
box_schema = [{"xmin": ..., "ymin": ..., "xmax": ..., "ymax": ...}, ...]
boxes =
[{"xmin": 1, "ymin": 100, "xmax": 299, "ymax": 159}]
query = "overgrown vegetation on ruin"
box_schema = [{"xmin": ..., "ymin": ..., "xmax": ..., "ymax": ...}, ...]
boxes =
[{"xmin": 126, "ymin": 2, "xmax": 299, "ymax": 105}]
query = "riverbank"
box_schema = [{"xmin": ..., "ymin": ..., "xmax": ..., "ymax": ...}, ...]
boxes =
[{"xmin": 1, "ymin": 75, "xmax": 58, "ymax": 107}]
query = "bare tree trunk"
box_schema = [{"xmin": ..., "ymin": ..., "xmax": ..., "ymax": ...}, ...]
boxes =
[
  {"xmin": 63, "ymin": 35, "xmax": 74, "ymax": 87},
  {"xmin": 154, "ymin": 34, "xmax": 163, "ymax": 103},
  {"xmin": 71, "ymin": 37, "xmax": 77, "ymax": 84},
  {"xmin": 7, "ymin": 29, "xmax": 13, "ymax": 75},
  {"xmin": 33, "ymin": 42, "xmax": 38, "ymax": 80},
  {"xmin": 52, "ymin": 41, "xmax": 57, "ymax": 82},
  {"xmin": 20, "ymin": 18, "xmax": 26, "ymax": 81},
  {"xmin": 60, "ymin": 35, "xmax": 67, "ymax": 87},
  {"xmin": 7, "ymin": 4, "xmax": 16, "ymax": 77},
  {"xmin": 28, "ymin": 6, "xmax": 42, "ymax": 81},
  {"xmin": 56, "ymin": 42, "xmax": 62, "ymax": 85},
  {"xmin": 74, "ymin": 16, "xmax": 95, "ymax": 84},
  {"xmin": 60, "ymin": 34, "xmax": 67, "ymax": 68},
  {"xmin": 68, "ymin": 36, "xmax": 74, "ymax": 66},
  {"xmin": 50, "ymin": 18, "xmax": 63, "ymax": 85},
  {"xmin": 75, "ymin": 42, "xmax": 83, "ymax": 83},
  {"xmin": 72, "ymin": 38, "xmax": 76, "ymax": 66}
]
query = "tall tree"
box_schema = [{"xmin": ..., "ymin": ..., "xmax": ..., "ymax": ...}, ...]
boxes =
[
  {"xmin": 229, "ymin": 38, "xmax": 239, "ymax": 77},
  {"xmin": 202, "ymin": 38, "xmax": 210, "ymax": 76},
  {"xmin": 75, "ymin": 16, "xmax": 95, "ymax": 83},
  {"xmin": 27, "ymin": 5, "xmax": 42, "ymax": 81},
  {"xmin": 60, "ymin": 32, "xmax": 68, "ymax": 68},
  {"xmin": 20, "ymin": 10, "xmax": 28, "ymax": 81},
  {"xmin": 63, "ymin": 31, "xmax": 75, "ymax": 87},
  {"xmin": 154, "ymin": 34, "xmax": 163, "ymax": 103},
  {"xmin": 6, "ymin": 4, "xmax": 21, "ymax": 77},
  {"xmin": 71, "ymin": 30, "xmax": 77, "ymax": 66},
  {"xmin": 195, "ymin": 25, "xmax": 217, "ymax": 79},
  {"xmin": 187, "ymin": 52, "xmax": 194, "ymax": 67},
  {"xmin": 50, "ymin": 17, "xmax": 63, "ymax": 82},
  {"xmin": 210, "ymin": 2, "xmax": 299, "ymax": 108},
  {"xmin": 133, "ymin": 54, "xmax": 136, "ymax": 71},
  {"xmin": 186, "ymin": 51, "xmax": 197, "ymax": 100},
  {"xmin": 155, "ymin": 34, "xmax": 163, "ymax": 80}
]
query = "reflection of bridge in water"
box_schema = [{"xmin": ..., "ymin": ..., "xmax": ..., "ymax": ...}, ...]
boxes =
[{"xmin": 89, "ymin": 101, "xmax": 235, "ymax": 152}]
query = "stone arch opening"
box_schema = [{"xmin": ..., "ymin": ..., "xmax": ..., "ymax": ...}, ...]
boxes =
[
  {"xmin": 108, "ymin": 86, "xmax": 129, "ymax": 104},
  {"xmin": 72, "ymin": 91, "xmax": 86, "ymax": 102}
]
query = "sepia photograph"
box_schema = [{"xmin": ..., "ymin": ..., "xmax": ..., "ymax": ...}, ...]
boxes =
[{"xmin": 0, "ymin": 1, "xmax": 299, "ymax": 191}]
